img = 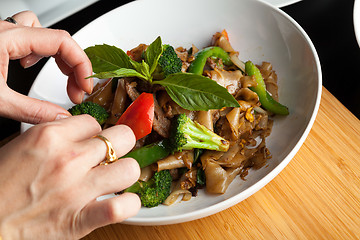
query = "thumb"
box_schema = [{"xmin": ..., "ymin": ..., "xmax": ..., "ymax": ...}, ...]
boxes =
[{"xmin": 0, "ymin": 89, "xmax": 71, "ymax": 124}]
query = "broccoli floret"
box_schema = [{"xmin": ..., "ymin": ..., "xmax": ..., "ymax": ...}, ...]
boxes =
[
  {"xmin": 157, "ymin": 45, "xmax": 182, "ymax": 78},
  {"xmin": 68, "ymin": 102, "xmax": 109, "ymax": 125},
  {"xmin": 169, "ymin": 114, "xmax": 230, "ymax": 153},
  {"xmin": 125, "ymin": 170, "xmax": 172, "ymax": 208}
]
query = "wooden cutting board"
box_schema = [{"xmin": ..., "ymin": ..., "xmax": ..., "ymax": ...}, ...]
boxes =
[
  {"xmin": 82, "ymin": 87, "xmax": 360, "ymax": 240},
  {"xmin": 1, "ymin": 87, "xmax": 359, "ymax": 239}
]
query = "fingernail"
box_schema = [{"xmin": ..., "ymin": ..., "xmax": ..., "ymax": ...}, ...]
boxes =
[
  {"xmin": 23, "ymin": 55, "xmax": 43, "ymax": 69},
  {"xmin": 80, "ymin": 91, "xmax": 85, "ymax": 102},
  {"xmin": 23, "ymin": 59, "xmax": 34, "ymax": 69},
  {"xmin": 55, "ymin": 113, "xmax": 70, "ymax": 120},
  {"xmin": 87, "ymin": 78, "xmax": 94, "ymax": 94}
]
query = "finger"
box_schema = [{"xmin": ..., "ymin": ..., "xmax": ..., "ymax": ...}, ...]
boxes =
[
  {"xmin": 54, "ymin": 54, "xmax": 90, "ymax": 104},
  {"xmin": 26, "ymin": 114, "xmax": 102, "ymax": 143},
  {"xmin": 13, "ymin": 11, "xmax": 44, "ymax": 69},
  {"xmin": 0, "ymin": 27, "xmax": 93, "ymax": 95},
  {"xmin": 67, "ymin": 72, "xmax": 85, "ymax": 104},
  {"xmin": 54, "ymin": 53, "xmax": 94, "ymax": 96},
  {"xmin": 77, "ymin": 193, "xmax": 140, "ymax": 237},
  {"xmin": 12, "ymin": 10, "xmax": 42, "ymax": 27},
  {"xmin": 0, "ymin": 88, "xmax": 71, "ymax": 124},
  {"xmin": 80, "ymin": 125, "xmax": 136, "ymax": 167},
  {"xmin": 57, "ymin": 57, "xmax": 87, "ymax": 103},
  {"xmin": 55, "ymin": 114, "xmax": 102, "ymax": 142},
  {"xmin": 86, "ymin": 157, "xmax": 140, "ymax": 196}
]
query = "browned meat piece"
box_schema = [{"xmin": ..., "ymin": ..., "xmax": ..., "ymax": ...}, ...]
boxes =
[
  {"xmin": 127, "ymin": 43, "xmax": 147, "ymax": 62},
  {"xmin": 125, "ymin": 79, "xmax": 140, "ymax": 101},
  {"xmin": 124, "ymin": 79, "xmax": 170, "ymax": 138},
  {"xmin": 153, "ymin": 96, "xmax": 171, "ymax": 138},
  {"xmin": 157, "ymin": 90, "xmax": 191, "ymax": 118}
]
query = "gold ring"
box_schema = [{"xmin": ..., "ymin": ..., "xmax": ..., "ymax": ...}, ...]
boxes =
[{"xmin": 93, "ymin": 135, "xmax": 117, "ymax": 165}]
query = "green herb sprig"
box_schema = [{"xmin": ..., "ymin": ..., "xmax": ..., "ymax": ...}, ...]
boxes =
[{"xmin": 84, "ymin": 36, "xmax": 240, "ymax": 111}]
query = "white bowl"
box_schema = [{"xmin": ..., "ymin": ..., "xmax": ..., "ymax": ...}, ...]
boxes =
[
  {"xmin": 21, "ymin": 0, "xmax": 322, "ymax": 225},
  {"xmin": 354, "ymin": 0, "xmax": 360, "ymax": 47}
]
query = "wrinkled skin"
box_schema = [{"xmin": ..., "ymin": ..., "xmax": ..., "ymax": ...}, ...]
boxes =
[{"xmin": 0, "ymin": 11, "xmax": 141, "ymax": 239}]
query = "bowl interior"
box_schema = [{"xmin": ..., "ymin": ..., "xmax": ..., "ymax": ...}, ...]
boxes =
[{"xmin": 22, "ymin": 0, "xmax": 321, "ymax": 225}]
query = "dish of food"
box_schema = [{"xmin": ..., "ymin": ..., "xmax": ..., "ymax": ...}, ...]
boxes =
[
  {"xmin": 73, "ymin": 31, "xmax": 288, "ymax": 208},
  {"xmin": 21, "ymin": 0, "xmax": 321, "ymax": 225}
]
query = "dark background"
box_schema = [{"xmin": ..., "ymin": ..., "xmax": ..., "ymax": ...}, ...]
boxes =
[{"xmin": 1, "ymin": 0, "xmax": 359, "ymax": 140}]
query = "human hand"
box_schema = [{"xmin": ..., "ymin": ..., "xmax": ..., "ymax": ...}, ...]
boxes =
[
  {"xmin": 0, "ymin": 115, "xmax": 141, "ymax": 239},
  {"xmin": 0, "ymin": 11, "xmax": 93, "ymax": 124}
]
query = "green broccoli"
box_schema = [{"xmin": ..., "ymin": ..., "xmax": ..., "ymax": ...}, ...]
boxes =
[
  {"xmin": 169, "ymin": 114, "xmax": 230, "ymax": 153},
  {"xmin": 125, "ymin": 170, "xmax": 172, "ymax": 208},
  {"xmin": 155, "ymin": 44, "xmax": 182, "ymax": 78},
  {"xmin": 120, "ymin": 114, "xmax": 229, "ymax": 169},
  {"xmin": 68, "ymin": 102, "xmax": 109, "ymax": 125}
]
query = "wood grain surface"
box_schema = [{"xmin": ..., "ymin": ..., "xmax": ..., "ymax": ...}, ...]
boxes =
[
  {"xmin": 1, "ymin": 87, "xmax": 358, "ymax": 239},
  {"xmin": 81, "ymin": 87, "xmax": 360, "ymax": 240}
]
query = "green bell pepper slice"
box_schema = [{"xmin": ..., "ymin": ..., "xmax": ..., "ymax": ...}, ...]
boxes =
[
  {"xmin": 188, "ymin": 46, "xmax": 232, "ymax": 75},
  {"xmin": 121, "ymin": 140, "xmax": 171, "ymax": 168},
  {"xmin": 245, "ymin": 61, "xmax": 289, "ymax": 115}
]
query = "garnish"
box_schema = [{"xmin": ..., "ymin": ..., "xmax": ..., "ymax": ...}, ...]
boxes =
[{"xmin": 84, "ymin": 37, "xmax": 240, "ymax": 111}]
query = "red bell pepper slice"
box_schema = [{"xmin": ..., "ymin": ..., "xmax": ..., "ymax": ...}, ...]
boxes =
[{"xmin": 116, "ymin": 92, "xmax": 154, "ymax": 140}]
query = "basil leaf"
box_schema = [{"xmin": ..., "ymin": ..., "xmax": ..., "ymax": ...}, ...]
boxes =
[
  {"xmin": 130, "ymin": 60, "xmax": 152, "ymax": 82},
  {"xmin": 144, "ymin": 36, "xmax": 163, "ymax": 75},
  {"xmin": 84, "ymin": 44, "xmax": 133, "ymax": 73},
  {"xmin": 153, "ymin": 73, "xmax": 240, "ymax": 111},
  {"xmin": 85, "ymin": 44, "xmax": 153, "ymax": 82},
  {"xmin": 88, "ymin": 68, "xmax": 147, "ymax": 80}
]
